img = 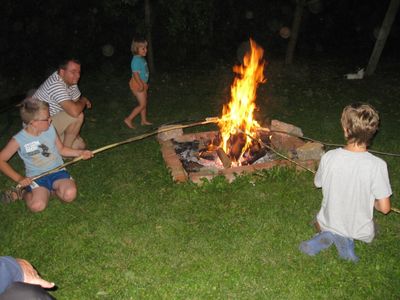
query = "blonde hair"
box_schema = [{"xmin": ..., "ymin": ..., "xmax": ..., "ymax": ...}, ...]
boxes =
[
  {"xmin": 20, "ymin": 97, "xmax": 49, "ymax": 124},
  {"xmin": 130, "ymin": 37, "xmax": 148, "ymax": 55},
  {"xmin": 341, "ymin": 103, "xmax": 380, "ymax": 146}
]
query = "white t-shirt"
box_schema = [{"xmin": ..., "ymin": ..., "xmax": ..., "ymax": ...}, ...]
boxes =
[
  {"xmin": 315, "ymin": 148, "xmax": 392, "ymax": 243},
  {"xmin": 33, "ymin": 71, "xmax": 81, "ymax": 116}
]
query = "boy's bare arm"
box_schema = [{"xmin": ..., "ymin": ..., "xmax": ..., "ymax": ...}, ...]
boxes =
[
  {"xmin": 55, "ymin": 136, "xmax": 93, "ymax": 160},
  {"xmin": 375, "ymin": 197, "xmax": 391, "ymax": 214},
  {"xmin": 0, "ymin": 138, "xmax": 29, "ymax": 184}
]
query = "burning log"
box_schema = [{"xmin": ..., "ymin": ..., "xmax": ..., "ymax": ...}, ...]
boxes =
[
  {"xmin": 227, "ymin": 132, "xmax": 247, "ymax": 161},
  {"xmin": 241, "ymin": 147, "xmax": 267, "ymax": 165},
  {"xmin": 217, "ymin": 148, "xmax": 232, "ymax": 168}
]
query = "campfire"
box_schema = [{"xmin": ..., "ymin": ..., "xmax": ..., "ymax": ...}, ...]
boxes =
[
  {"xmin": 217, "ymin": 39, "xmax": 266, "ymax": 165},
  {"xmin": 158, "ymin": 40, "xmax": 323, "ymax": 183}
]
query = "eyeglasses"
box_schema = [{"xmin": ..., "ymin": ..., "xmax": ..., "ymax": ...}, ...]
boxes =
[{"xmin": 34, "ymin": 117, "xmax": 52, "ymax": 123}]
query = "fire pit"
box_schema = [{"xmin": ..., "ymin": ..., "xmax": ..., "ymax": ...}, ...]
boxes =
[
  {"xmin": 158, "ymin": 39, "xmax": 323, "ymax": 183},
  {"xmin": 158, "ymin": 121, "xmax": 323, "ymax": 184}
]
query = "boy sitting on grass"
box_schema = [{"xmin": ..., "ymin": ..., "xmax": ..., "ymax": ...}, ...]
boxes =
[
  {"xmin": 0, "ymin": 98, "xmax": 93, "ymax": 212},
  {"xmin": 299, "ymin": 103, "xmax": 392, "ymax": 262}
]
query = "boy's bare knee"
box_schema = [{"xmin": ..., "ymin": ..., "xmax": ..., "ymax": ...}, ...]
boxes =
[
  {"xmin": 61, "ymin": 188, "xmax": 77, "ymax": 202},
  {"xmin": 28, "ymin": 201, "xmax": 47, "ymax": 213}
]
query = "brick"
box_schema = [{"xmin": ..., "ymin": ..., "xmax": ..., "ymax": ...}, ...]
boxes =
[{"xmin": 171, "ymin": 169, "xmax": 188, "ymax": 182}]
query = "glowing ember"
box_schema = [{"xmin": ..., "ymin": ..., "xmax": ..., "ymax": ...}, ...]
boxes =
[{"xmin": 218, "ymin": 39, "xmax": 266, "ymax": 164}]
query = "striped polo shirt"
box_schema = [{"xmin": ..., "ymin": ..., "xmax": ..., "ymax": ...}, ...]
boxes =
[{"xmin": 33, "ymin": 71, "xmax": 81, "ymax": 116}]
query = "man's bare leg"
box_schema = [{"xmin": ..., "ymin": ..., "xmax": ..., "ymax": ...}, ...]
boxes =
[
  {"xmin": 69, "ymin": 136, "xmax": 85, "ymax": 150},
  {"xmin": 63, "ymin": 113, "xmax": 85, "ymax": 149}
]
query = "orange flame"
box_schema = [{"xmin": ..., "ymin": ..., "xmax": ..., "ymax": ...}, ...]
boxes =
[{"xmin": 218, "ymin": 39, "xmax": 266, "ymax": 163}]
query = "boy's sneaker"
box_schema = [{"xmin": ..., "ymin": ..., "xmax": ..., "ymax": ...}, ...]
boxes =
[
  {"xmin": 0, "ymin": 187, "xmax": 24, "ymax": 204},
  {"xmin": 331, "ymin": 234, "xmax": 359, "ymax": 263},
  {"xmin": 299, "ymin": 231, "xmax": 334, "ymax": 256}
]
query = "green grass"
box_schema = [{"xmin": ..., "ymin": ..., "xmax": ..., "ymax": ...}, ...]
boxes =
[{"xmin": 1, "ymin": 58, "xmax": 400, "ymax": 299}]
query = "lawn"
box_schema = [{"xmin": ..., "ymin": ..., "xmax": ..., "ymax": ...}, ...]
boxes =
[{"xmin": 1, "ymin": 57, "xmax": 399, "ymax": 299}]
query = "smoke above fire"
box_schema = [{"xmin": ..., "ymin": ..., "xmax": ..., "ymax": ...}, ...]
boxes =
[{"xmin": 218, "ymin": 39, "xmax": 266, "ymax": 164}]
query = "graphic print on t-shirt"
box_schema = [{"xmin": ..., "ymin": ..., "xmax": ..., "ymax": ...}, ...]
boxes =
[
  {"xmin": 24, "ymin": 141, "xmax": 51, "ymax": 157},
  {"xmin": 38, "ymin": 144, "xmax": 50, "ymax": 157}
]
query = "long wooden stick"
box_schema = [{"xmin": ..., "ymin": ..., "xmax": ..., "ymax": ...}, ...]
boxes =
[
  {"xmin": 391, "ymin": 207, "xmax": 400, "ymax": 214},
  {"xmin": 239, "ymin": 128, "xmax": 316, "ymax": 173},
  {"xmin": 17, "ymin": 117, "xmax": 219, "ymax": 185},
  {"xmin": 15, "ymin": 118, "xmax": 400, "ymax": 214},
  {"xmin": 241, "ymin": 128, "xmax": 400, "ymax": 214},
  {"xmin": 259, "ymin": 128, "xmax": 400, "ymax": 157}
]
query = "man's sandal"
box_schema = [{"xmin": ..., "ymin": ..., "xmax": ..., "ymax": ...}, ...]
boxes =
[{"xmin": 0, "ymin": 188, "xmax": 24, "ymax": 204}]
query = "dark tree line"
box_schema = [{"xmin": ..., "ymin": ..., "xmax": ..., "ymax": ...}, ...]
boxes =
[{"xmin": 0, "ymin": 0, "xmax": 398, "ymax": 77}]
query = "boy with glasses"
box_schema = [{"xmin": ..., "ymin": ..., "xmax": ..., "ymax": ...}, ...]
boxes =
[{"xmin": 0, "ymin": 98, "xmax": 93, "ymax": 212}]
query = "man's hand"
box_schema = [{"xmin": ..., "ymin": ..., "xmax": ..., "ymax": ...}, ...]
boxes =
[
  {"xmin": 81, "ymin": 96, "xmax": 92, "ymax": 109},
  {"xmin": 16, "ymin": 259, "xmax": 55, "ymax": 289}
]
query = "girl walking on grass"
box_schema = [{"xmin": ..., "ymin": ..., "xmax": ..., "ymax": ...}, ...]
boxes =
[{"xmin": 124, "ymin": 37, "xmax": 152, "ymax": 128}]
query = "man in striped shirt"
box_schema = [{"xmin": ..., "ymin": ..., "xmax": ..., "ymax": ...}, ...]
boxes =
[{"xmin": 33, "ymin": 59, "xmax": 91, "ymax": 149}]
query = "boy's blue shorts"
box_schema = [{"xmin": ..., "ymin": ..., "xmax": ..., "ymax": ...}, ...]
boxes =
[{"xmin": 26, "ymin": 170, "xmax": 72, "ymax": 192}]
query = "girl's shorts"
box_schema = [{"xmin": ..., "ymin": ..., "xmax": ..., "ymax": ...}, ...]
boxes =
[
  {"xmin": 27, "ymin": 170, "xmax": 72, "ymax": 192},
  {"xmin": 129, "ymin": 77, "xmax": 148, "ymax": 93}
]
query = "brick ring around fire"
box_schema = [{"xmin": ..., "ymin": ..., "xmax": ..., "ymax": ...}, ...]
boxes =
[{"xmin": 158, "ymin": 120, "xmax": 324, "ymax": 184}]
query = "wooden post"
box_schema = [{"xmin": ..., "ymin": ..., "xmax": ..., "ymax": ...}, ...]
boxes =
[
  {"xmin": 285, "ymin": 0, "xmax": 306, "ymax": 65},
  {"xmin": 366, "ymin": 0, "xmax": 400, "ymax": 76}
]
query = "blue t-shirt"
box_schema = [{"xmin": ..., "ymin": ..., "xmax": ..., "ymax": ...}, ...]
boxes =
[
  {"xmin": 0, "ymin": 256, "xmax": 23, "ymax": 294},
  {"xmin": 13, "ymin": 125, "xmax": 64, "ymax": 177},
  {"xmin": 131, "ymin": 55, "xmax": 149, "ymax": 83}
]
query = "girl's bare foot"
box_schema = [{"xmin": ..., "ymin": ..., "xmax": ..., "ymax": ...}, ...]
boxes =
[
  {"xmin": 141, "ymin": 121, "xmax": 153, "ymax": 126},
  {"xmin": 124, "ymin": 118, "xmax": 135, "ymax": 129}
]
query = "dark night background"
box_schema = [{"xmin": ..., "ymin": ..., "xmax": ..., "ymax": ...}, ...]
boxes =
[{"xmin": 0, "ymin": 0, "xmax": 399, "ymax": 83}]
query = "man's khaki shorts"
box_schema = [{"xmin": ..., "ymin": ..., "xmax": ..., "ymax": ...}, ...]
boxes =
[
  {"xmin": 51, "ymin": 111, "xmax": 78, "ymax": 137},
  {"xmin": 51, "ymin": 111, "xmax": 85, "ymax": 149}
]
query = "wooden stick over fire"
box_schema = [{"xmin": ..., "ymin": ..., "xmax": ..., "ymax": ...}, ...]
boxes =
[
  {"xmin": 16, "ymin": 117, "xmax": 220, "ymax": 187},
  {"xmin": 238, "ymin": 128, "xmax": 400, "ymax": 214},
  {"xmin": 12, "ymin": 118, "xmax": 400, "ymax": 214}
]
